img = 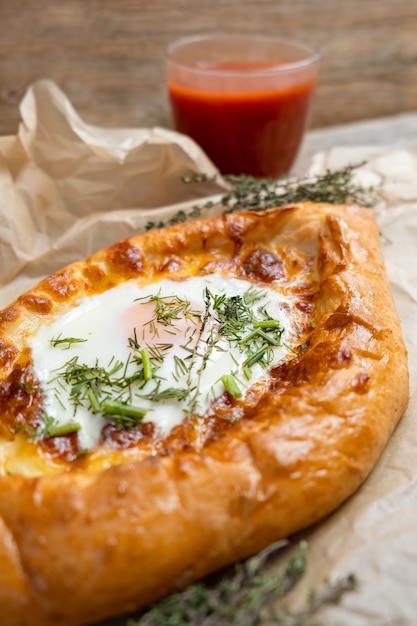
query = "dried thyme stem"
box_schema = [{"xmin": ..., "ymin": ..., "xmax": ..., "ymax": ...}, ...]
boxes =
[
  {"xmin": 145, "ymin": 164, "xmax": 380, "ymax": 231},
  {"xmin": 126, "ymin": 541, "xmax": 357, "ymax": 626}
]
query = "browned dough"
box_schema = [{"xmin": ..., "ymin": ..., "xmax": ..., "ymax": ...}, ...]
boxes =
[{"xmin": 0, "ymin": 203, "xmax": 409, "ymax": 625}]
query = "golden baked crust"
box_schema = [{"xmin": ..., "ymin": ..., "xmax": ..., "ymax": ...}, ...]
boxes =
[{"xmin": 0, "ymin": 202, "xmax": 409, "ymax": 626}]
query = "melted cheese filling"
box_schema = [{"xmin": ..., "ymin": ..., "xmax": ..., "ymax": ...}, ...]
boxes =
[{"xmin": 29, "ymin": 275, "xmax": 293, "ymax": 451}]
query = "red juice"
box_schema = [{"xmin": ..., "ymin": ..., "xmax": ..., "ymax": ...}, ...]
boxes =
[{"xmin": 168, "ymin": 62, "xmax": 317, "ymax": 178}]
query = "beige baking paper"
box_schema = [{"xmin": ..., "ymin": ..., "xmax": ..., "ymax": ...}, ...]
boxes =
[
  {"xmin": 288, "ymin": 146, "xmax": 417, "ymax": 626},
  {"xmin": 1, "ymin": 80, "xmax": 416, "ymax": 626},
  {"xmin": 0, "ymin": 79, "xmax": 227, "ymax": 307}
]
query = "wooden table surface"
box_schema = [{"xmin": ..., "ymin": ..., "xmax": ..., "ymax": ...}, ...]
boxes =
[{"xmin": 1, "ymin": 0, "xmax": 417, "ymax": 137}]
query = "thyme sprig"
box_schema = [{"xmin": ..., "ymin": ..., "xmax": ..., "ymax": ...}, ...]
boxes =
[
  {"xmin": 145, "ymin": 164, "xmax": 379, "ymax": 231},
  {"xmin": 126, "ymin": 541, "xmax": 357, "ymax": 626},
  {"xmin": 218, "ymin": 164, "xmax": 378, "ymax": 214},
  {"xmin": 182, "ymin": 288, "xmax": 216, "ymax": 416}
]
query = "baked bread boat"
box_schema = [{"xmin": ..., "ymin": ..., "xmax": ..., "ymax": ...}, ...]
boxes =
[{"xmin": 0, "ymin": 202, "xmax": 409, "ymax": 626}]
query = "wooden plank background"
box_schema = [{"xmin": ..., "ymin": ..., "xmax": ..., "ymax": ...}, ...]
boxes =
[{"xmin": 0, "ymin": 0, "xmax": 416, "ymax": 136}]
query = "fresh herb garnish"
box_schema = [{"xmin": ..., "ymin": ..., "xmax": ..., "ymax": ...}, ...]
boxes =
[
  {"xmin": 145, "ymin": 204, "xmax": 205, "ymax": 231},
  {"xmin": 221, "ymin": 373, "xmax": 242, "ymax": 399},
  {"xmin": 209, "ymin": 289, "xmax": 284, "ymax": 369},
  {"xmin": 29, "ymin": 414, "xmax": 81, "ymax": 441},
  {"xmin": 45, "ymin": 286, "xmax": 285, "ymax": 428},
  {"xmin": 126, "ymin": 540, "xmax": 357, "ymax": 626},
  {"xmin": 217, "ymin": 164, "xmax": 378, "ymax": 213},
  {"xmin": 139, "ymin": 382, "xmax": 189, "ymax": 403},
  {"xmin": 48, "ymin": 355, "xmax": 150, "ymax": 428},
  {"xmin": 145, "ymin": 164, "xmax": 379, "ymax": 231},
  {"xmin": 50, "ymin": 334, "xmax": 88, "ymax": 349},
  {"xmin": 136, "ymin": 293, "xmax": 202, "ymax": 333},
  {"xmin": 140, "ymin": 348, "xmax": 153, "ymax": 381},
  {"xmin": 101, "ymin": 400, "xmax": 148, "ymax": 428}
]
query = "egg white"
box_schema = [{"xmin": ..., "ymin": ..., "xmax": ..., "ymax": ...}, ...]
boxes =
[{"xmin": 29, "ymin": 275, "xmax": 292, "ymax": 450}]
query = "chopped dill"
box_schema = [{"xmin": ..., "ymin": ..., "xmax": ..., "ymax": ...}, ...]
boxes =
[
  {"xmin": 50, "ymin": 334, "xmax": 88, "ymax": 349},
  {"xmin": 208, "ymin": 288, "xmax": 284, "ymax": 369},
  {"xmin": 135, "ymin": 293, "xmax": 202, "ymax": 341},
  {"xmin": 39, "ymin": 286, "xmax": 286, "ymax": 432}
]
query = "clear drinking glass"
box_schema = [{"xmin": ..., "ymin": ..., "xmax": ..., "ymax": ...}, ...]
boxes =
[{"xmin": 166, "ymin": 33, "xmax": 320, "ymax": 178}]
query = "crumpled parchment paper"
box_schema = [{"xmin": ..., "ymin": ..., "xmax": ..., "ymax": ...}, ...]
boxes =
[
  {"xmin": 1, "ymin": 79, "xmax": 417, "ymax": 626},
  {"xmin": 0, "ymin": 79, "xmax": 226, "ymax": 307}
]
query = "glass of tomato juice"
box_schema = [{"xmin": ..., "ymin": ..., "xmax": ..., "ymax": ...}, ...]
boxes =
[{"xmin": 166, "ymin": 34, "xmax": 319, "ymax": 178}]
